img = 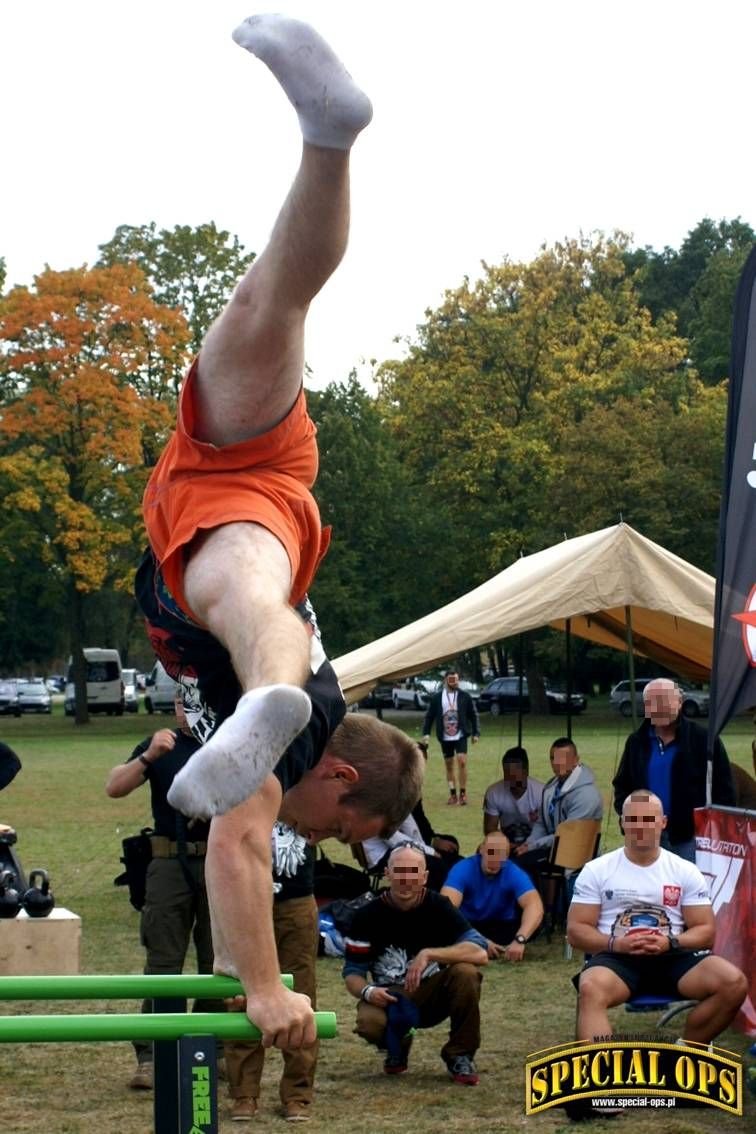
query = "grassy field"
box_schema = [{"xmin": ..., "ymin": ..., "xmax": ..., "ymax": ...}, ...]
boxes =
[{"xmin": 0, "ymin": 703, "xmax": 753, "ymax": 1133}]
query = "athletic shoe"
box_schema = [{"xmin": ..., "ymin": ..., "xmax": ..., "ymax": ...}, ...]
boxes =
[
  {"xmin": 283, "ymin": 1100, "xmax": 312, "ymax": 1121},
  {"xmin": 384, "ymin": 1035, "xmax": 413, "ymax": 1075},
  {"xmin": 128, "ymin": 1062, "xmax": 153, "ymax": 1090},
  {"xmin": 447, "ymin": 794, "xmax": 458, "ymax": 806},
  {"xmin": 445, "ymin": 1054, "xmax": 479, "ymax": 1085},
  {"xmin": 459, "ymin": 791, "xmax": 468, "ymax": 806},
  {"xmin": 230, "ymin": 1096, "xmax": 258, "ymax": 1121}
]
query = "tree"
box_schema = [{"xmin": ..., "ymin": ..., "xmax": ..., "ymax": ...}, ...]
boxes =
[
  {"xmin": 377, "ymin": 234, "xmax": 693, "ymax": 597},
  {"xmin": 97, "ymin": 221, "xmax": 254, "ymax": 355},
  {"xmin": 0, "ymin": 265, "xmax": 190, "ymax": 716}
]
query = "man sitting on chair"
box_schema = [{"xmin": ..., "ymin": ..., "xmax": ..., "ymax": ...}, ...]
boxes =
[{"xmin": 567, "ymin": 790, "xmax": 747, "ymax": 1043}]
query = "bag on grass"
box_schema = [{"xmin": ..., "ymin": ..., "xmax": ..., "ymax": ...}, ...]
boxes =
[{"xmin": 114, "ymin": 827, "xmax": 154, "ymax": 911}]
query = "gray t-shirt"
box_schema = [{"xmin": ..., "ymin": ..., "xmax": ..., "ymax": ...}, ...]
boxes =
[{"xmin": 483, "ymin": 776, "xmax": 544, "ymax": 837}]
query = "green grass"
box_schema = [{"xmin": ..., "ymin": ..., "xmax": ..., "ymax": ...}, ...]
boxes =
[{"xmin": 0, "ymin": 703, "xmax": 753, "ymax": 1132}]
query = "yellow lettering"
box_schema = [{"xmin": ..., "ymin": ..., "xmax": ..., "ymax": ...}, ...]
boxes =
[
  {"xmin": 697, "ymin": 1059, "xmax": 717, "ymax": 1097},
  {"xmin": 591, "ymin": 1050, "xmax": 610, "ymax": 1087},
  {"xmin": 571, "ymin": 1053, "xmax": 591, "ymax": 1090},
  {"xmin": 626, "ymin": 1049, "xmax": 647, "ymax": 1086},
  {"xmin": 530, "ymin": 1067, "xmax": 549, "ymax": 1105},
  {"xmin": 612, "ymin": 1048, "xmax": 624, "ymax": 1084},
  {"xmin": 675, "ymin": 1055, "xmax": 695, "ymax": 1091},
  {"xmin": 647, "ymin": 1050, "xmax": 666, "ymax": 1087},
  {"xmin": 550, "ymin": 1061, "xmax": 571, "ymax": 1097},
  {"xmin": 718, "ymin": 1067, "xmax": 736, "ymax": 1106}
]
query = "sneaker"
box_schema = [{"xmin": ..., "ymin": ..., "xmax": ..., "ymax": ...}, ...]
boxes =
[
  {"xmin": 445, "ymin": 1054, "xmax": 479, "ymax": 1086},
  {"xmin": 230, "ymin": 1096, "xmax": 258, "ymax": 1121},
  {"xmin": 384, "ymin": 1034, "xmax": 413, "ymax": 1076},
  {"xmin": 129, "ymin": 1062, "xmax": 153, "ymax": 1090},
  {"xmin": 447, "ymin": 793, "xmax": 458, "ymax": 806},
  {"xmin": 283, "ymin": 1101, "xmax": 312, "ymax": 1122},
  {"xmin": 459, "ymin": 791, "xmax": 468, "ymax": 806}
]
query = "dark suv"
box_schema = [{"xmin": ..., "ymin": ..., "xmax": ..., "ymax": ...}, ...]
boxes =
[{"xmin": 478, "ymin": 677, "xmax": 586, "ymax": 716}]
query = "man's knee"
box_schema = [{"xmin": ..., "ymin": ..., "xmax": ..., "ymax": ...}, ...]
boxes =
[
  {"xmin": 354, "ymin": 1003, "xmax": 387, "ymax": 1047},
  {"xmin": 445, "ymin": 962, "xmax": 482, "ymax": 993},
  {"xmin": 577, "ymin": 970, "xmax": 624, "ymax": 1010}
]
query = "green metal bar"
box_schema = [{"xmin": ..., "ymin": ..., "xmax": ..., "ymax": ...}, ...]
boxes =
[
  {"xmin": 0, "ymin": 973, "xmax": 293, "ymax": 1000},
  {"xmin": 0, "ymin": 1011, "xmax": 337, "ymax": 1043}
]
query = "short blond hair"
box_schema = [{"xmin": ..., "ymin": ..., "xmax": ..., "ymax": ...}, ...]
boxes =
[{"xmin": 326, "ymin": 714, "xmax": 425, "ymax": 835}]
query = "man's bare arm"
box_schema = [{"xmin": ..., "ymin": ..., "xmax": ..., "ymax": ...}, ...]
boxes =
[
  {"xmin": 566, "ymin": 902, "xmax": 612, "ymax": 953},
  {"xmin": 206, "ymin": 773, "xmax": 316, "ymax": 1050}
]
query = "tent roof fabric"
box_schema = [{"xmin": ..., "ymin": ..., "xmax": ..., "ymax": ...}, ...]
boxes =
[{"xmin": 333, "ymin": 523, "xmax": 715, "ymax": 702}]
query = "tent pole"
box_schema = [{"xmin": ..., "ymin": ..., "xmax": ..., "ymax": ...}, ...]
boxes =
[
  {"xmin": 565, "ymin": 618, "xmax": 572, "ymax": 740},
  {"xmin": 625, "ymin": 605, "xmax": 638, "ymax": 731},
  {"xmin": 517, "ymin": 634, "xmax": 524, "ymax": 747}
]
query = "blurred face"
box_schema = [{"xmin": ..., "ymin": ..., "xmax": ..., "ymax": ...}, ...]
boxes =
[
  {"xmin": 280, "ymin": 773, "xmax": 386, "ymax": 846},
  {"xmin": 480, "ymin": 834, "xmax": 510, "ymax": 875},
  {"xmin": 386, "ymin": 847, "xmax": 428, "ymax": 903},
  {"xmin": 550, "ymin": 743, "xmax": 578, "ymax": 778},
  {"xmin": 622, "ymin": 794, "xmax": 666, "ymax": 852},
  {"xmin": 503, "ymin": 761, "xmax": 527, "ymax": 789},
  {"xmin": 644, "ymin": 681, "xmax": 682, "ymax": 729},
  {"xmin": 445, "ymin": 672, "xmax": 460, "ymax": 690}
]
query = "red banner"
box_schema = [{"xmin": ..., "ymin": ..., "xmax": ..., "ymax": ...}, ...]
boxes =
[{"xmin": 695, "ymin": 806, "xmax": 756, "ymax": 1035}]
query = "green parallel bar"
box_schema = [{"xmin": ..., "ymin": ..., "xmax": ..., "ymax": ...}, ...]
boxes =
[
  {"xmin": 0, "ymin": 973, "xmax": 293, "ymax": 1000},
  {"xmin": 0, "ymin": 1011, "xmax": 337, "ymax": 1043}
]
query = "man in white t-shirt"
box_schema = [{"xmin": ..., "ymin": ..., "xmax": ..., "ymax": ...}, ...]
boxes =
[
  {"xmin": 483, "ymin": 747, "xmax": 544, "ymax": 844},
  {"xmin": 567, "ymin": 790, "xmax": 747, "ymax": 1043}
]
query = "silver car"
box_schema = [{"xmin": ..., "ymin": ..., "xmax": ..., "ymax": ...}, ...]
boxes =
[{"xmin": 609, "ymin": 678, "xmax": 709, "ymax": 718}]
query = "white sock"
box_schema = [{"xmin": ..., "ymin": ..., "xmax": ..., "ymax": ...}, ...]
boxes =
[
  {"xmin": 167, "ymin": 684, "xmax": 311, "ymax": 818},
  {"xmin": 232, "ymin": 14, "xmax": 373, "ymax": 149}
]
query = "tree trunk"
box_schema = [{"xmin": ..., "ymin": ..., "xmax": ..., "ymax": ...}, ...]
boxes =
[{"xmin": 69, "ymin": 585, "xmax": 89, "ymax": 726}]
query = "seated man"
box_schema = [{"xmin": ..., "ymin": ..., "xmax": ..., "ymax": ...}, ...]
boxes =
[
  {"xmin": 441, "ymin": 832, "xmax": 543, "ymax": 960},
  {"xmin": 134, "ymin": 13, "xmax": 425, "ymax": 1050},
  {"xmin": 483, "ymin": 747, "xmax": 544, "ymax": 845},
  {"xmin": 514, "ymin": 737, "xmax": 603, "ymax": 882},
  {"xmin": 343, "ymin": 844, "xmax": 488, "ymax": 1085},
  {"xmin": 567, "ymin": 790, "xmax": 747, "ymax": 1043}
]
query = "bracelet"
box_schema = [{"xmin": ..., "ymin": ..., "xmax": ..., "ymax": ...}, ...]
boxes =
[
  {"xmin": 138, "ymin": 754, "xmax": 152, "ymax": 772},
  {"xmin": 360, "ymin": 984, "xmax": 375, "ymax": 1003},
  {"xmin": 608, "ymin": 935, "xmax": 615, "ymax": 953}
]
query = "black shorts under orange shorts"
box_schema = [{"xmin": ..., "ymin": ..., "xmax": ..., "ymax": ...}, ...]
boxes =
[{"xmin": 142, "ymin": 359, "xmax": 330, "ymax": 621}]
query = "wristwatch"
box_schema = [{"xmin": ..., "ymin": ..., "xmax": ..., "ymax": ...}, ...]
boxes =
[
  {"xmin": 668, "ymin": 935, "xmax": 681, "ymax": 952},
  {"xmin": 514, "ymin": 934, "xmax": 527, "ymax": 945}
]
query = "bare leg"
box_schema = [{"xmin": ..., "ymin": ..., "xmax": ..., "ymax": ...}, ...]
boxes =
[
  {"xmin": 575, "ymin": 968, "xmax": 631, "ymax": 1041},
  {"xmin": 678, "ymin": 958, "xmax": 748, "ymax": 1043},
  {"xmin": 444, "ymin": 756, "xmax": 457, "ymax": 801},
  {"xmin": 167, "ymin": 16, "xmax": 371, "ymax": 819},
  {"xmin": 457, "ymin": 754, "xmax": 468, "ymax": 795}
]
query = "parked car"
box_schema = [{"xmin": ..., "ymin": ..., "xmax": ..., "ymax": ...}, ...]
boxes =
[
  {"xmin": 478, "ymin": 676, "xmax": 586, "ymax": 716},
  {"xmin": 45, "ymin": 675, "xmax": 66, "ymax": 694},
  {"xmin": 64, "ymin": 648, "xmax": 124, "ymax": 716},
  {"xmin": 17, "ymin": 680, "xmax": 52, "ymax": 714},
  {"xmin": 358, "ymin": 683, "xmax": 395, "ymax": 710},
  {"xmin": 609, "ymin": 678, "xmax": 709, "ymax": 718},
  {"xmin": 144, "ymin": 661, "xmax": 180, "ymax": 714},
  {"xmin": 122, "ymin": 668, "xmax": 140, "ymax": 714},
  {"xmin": 392, "ymin": 679, "xmax": 434, "ymax": 710},
  {"xmin": 0, "ymin": 680, "xmax": 21, "ymax": 717}
]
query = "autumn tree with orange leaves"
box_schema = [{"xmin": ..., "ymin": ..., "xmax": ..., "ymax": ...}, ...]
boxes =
[{"xmin": 0, "ymin": 264, "xmax": 190, "ymax": 721}]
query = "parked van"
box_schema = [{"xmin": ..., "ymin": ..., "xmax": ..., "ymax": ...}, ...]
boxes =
[
  {"xmin": 144, "ymin": 660, "xmax": 180, "ymax": 714},
  {"xmin": 64, "ymin": 648, "xmax": 124, "ymax": 716}
]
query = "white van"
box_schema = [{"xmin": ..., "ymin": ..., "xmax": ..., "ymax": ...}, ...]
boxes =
[
  {"xmin": 64, "ymin": 648, "xmax": 124, "ymax": 716},
  {"xmin": 144, "ymin": 660, "xmax": 180, "ymax": 714}
]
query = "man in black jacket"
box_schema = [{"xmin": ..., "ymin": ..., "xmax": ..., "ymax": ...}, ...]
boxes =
[
  {"xmin": 612, "ymin": 679, "xmax": 735, "ymax": 862},
  {"xmin": 423, "ymin": 672, "xmax": 480, "ymax": 807}
]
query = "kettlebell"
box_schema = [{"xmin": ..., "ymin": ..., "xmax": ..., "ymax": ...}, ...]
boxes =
[
  {"xmin": 22, "ymin": 869, "xmax": 55, "ymax": 918},
  {"xmin": 0, "ymin": 869, "xmax": 21, "ymax": 918}
]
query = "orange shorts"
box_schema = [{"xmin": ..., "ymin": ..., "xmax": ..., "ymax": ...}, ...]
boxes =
[{"xmin": 143, "ymin": 360, "xmax": 330, "ymax": 621}]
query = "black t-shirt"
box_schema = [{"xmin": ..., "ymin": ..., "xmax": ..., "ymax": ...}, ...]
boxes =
[
  {"xmin": 134, "ymin": 548, "xmax": 345, "ymax": 791},
  {"xmin": 129, "ymin": 731, "xmax": 210, "ymax": 841},
  {"xmin": 343, "ymin": 890, "xmax": 477, "ymax": 986},
  {"xmin": 0, "ymin": 742, "xmax": 21, "ymax": 792}
]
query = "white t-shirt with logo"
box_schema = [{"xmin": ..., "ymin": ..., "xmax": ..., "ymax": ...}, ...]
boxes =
[
  {"xmin": 483, "ymin": 777, "xmax": 545, "ymax": 829},
  {"xmin": 571, "ymin": 847, "xmax": 711, "ymax": 937},
  {"xmin": 441, "ymin": 689, "xmax": 462, "ymax": 742}
]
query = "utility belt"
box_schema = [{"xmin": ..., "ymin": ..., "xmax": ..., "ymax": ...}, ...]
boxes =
[{"xmin": 150, "ymin": 836, "xmax": 207, "ymax": 859}]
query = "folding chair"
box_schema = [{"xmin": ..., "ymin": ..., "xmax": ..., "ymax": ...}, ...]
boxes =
[{"xmin": 542, "ymin": 818, "xmax": 602, "ymax": 943}]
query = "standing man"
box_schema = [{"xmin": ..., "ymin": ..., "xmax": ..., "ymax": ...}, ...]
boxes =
[
  {"xmin": 105, "ymin": 701, "xmax": 220, "ymax": 1090},
  {"xmin": 343, "ymin": 844, "xmax": 488, "ymax": 1084},
  {"xmin": 568, "ymin": 790, "xmax": 747, "ymax": 1043},
  {"xmin": 423, "ymin": 672, "xmax": 480, "ymax": 806},
  {"xmin": 483, "ymin": 746, "xmax": 544, "ymax": 843},
  {"xmin": 134, "ymin": 14, "xmax": 425, "ymax": 1049},
  {"xmin": 612, "ymin": 678, "xmax": 735, "ymax": 862}
]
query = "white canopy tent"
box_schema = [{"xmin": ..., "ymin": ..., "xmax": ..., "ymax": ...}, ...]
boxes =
[{"xmin": 333, "ymin": 523, "xmax": 715, "ymax": 704}]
